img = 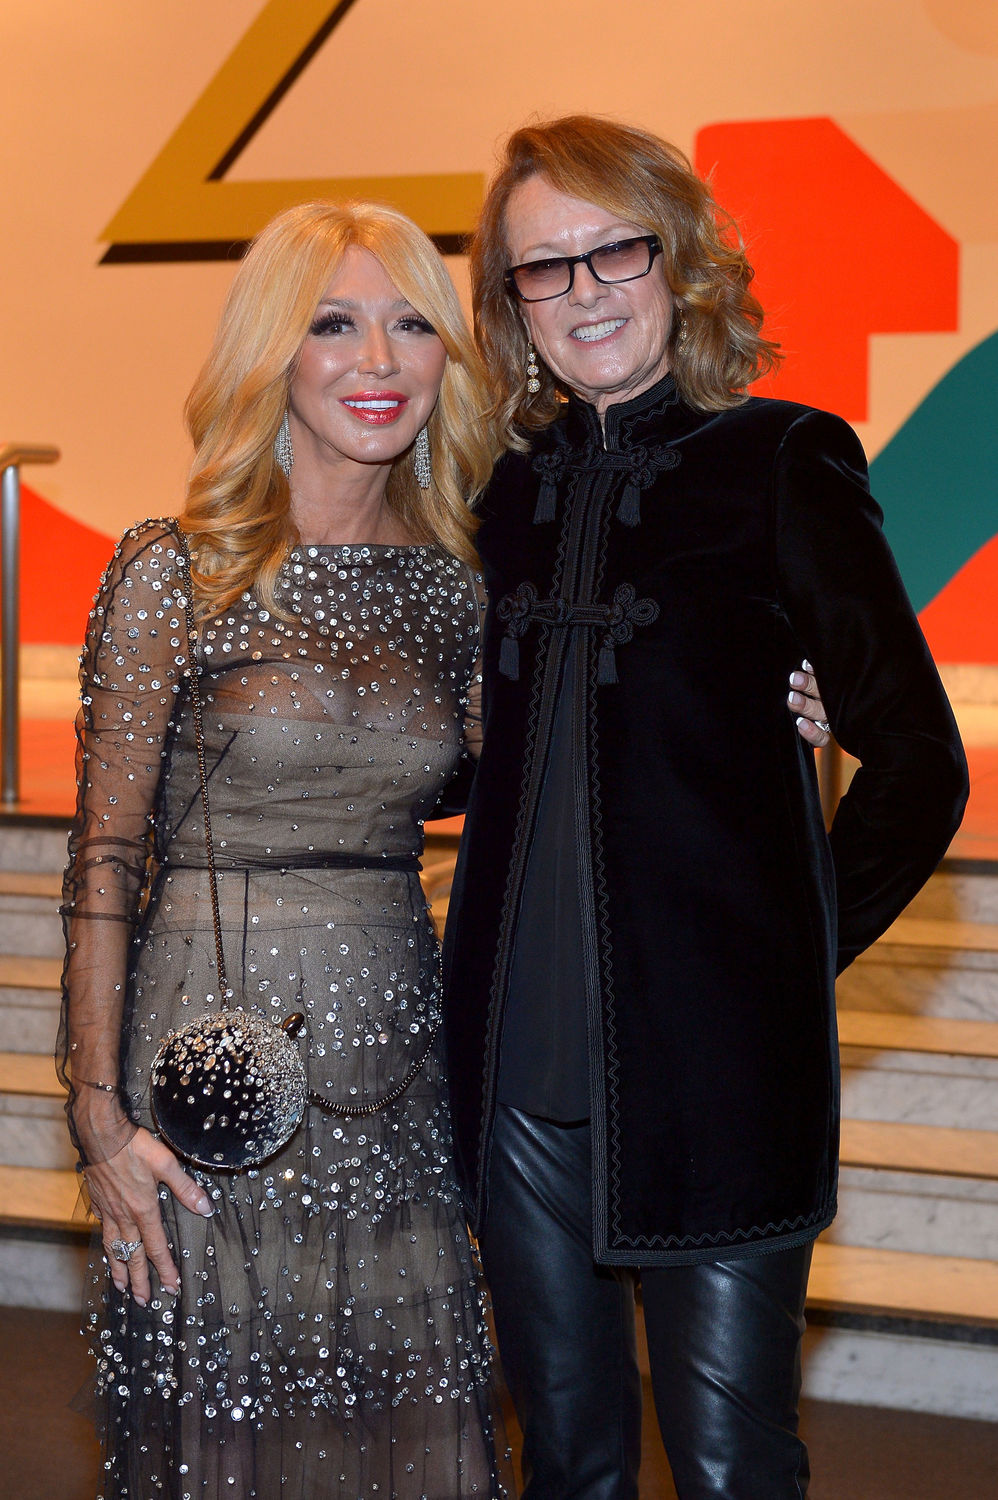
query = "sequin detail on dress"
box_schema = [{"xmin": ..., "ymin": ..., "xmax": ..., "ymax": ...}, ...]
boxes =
[{"xmin": 58, "ymin": 522, "xmax": 505, "ymax": 1498}]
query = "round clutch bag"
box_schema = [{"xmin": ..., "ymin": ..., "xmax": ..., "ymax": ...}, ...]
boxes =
[{"xmin": 150, "ymin": 1010, "xmax": 308, "ymax": 1171}]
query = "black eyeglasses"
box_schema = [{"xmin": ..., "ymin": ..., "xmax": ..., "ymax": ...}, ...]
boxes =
[{"xmin": 504, "ymin": 235, "xmax": 663, "ymax": 303}]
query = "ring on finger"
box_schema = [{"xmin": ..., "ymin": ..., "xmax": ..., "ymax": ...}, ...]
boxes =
[
  {"xmin": 109, "ymin": 1237, "xmax": 143, "ymax": 1264},
  {"xmin": 815, "ymin": 719, "xmax": 831, "ymax": 734}
]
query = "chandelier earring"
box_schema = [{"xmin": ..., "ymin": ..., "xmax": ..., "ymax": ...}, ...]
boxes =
[
  {"xmin": 274, "ymin": 411, "xmax": 293, "ymax": 477},
  {"xmin": 413, "ymin": 425, "xmax": 432, "ymax": 490},
  {"xmin": 675, "ymin": 306, "xmax": 689, "ymax": 348},
  {"xmin": 526, "ymin": 343, "xmax": 541, "ymax": 395}
]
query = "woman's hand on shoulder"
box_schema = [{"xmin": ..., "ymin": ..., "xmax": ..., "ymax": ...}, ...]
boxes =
[
  {"xmin": 84, "ymin": 1126, "xmax": 214, "ymax": 1304},
  {"xmin": 789, "ymin": 660, "xmax": 831, "ymax": 747}
]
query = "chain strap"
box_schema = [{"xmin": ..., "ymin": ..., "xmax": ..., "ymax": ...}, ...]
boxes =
[
  {"xmin": 177, "ymin": 541, "xmax": 229, "ymax": 997},
  {"xmin": 173, "ymin": 527, "xmax": 440, "ymax": 1120}
]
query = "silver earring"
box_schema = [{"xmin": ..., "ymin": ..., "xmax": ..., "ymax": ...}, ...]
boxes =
[
  {"xmin": 413, "ymin": 425, "xmax": 432, "ymax": 490},
  {"xmin": 274, "ymin": 412, "xmax": 293, "ymax": 477},
  {"xmin": 676, "ymin": 307, "xmax": 688, "ymax": 348},
  {"xmin": 526, "ymin": 343, "xmax": 541, "ymax": 395}
]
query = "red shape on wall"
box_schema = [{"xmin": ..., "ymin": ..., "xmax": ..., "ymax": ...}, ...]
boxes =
[
  {"xmin": 0, "ymin": 485, "xmax": 112, "ymax": 645},
  {"xmin": 694, "ymin": 118, "xmax": 959, "ymax": 419},
  {"xmin": 918, "ymin": 536, "xmax": 998, "ymax": 664}
]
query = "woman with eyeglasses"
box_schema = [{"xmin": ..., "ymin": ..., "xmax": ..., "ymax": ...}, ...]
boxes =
[{"xmin": 442, "ymin": 116, "xmax": 968, "ymax": 1498}]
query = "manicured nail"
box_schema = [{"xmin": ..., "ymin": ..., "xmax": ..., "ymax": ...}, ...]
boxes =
[
  {"xmin": 795, "ymin": 716, "xmax": 809, "ymax": 730},
  {"xmin": 133, "ymin": 1295, "xmax": 147, "ymax": 1307},
  {"xmin": 802, "ymin": 659, "xmax": 813, "ymax": 673},
  {"xmin": 788, "ymin": 690, "xmax": 805, "ymax": 708},
  {"xmin": 113, "ymin": 1280, "xmax": 127, "ymax": 1294},
  {"xmin": 164, "ymin": 1284, "xmax": 180, "ymax": 1297},
  {"xmin": 196, "ymin": 1194, "xmax": 214, "ymax": 1216},
  {"xmin": 789, "ymin": 671, "xmax": 807, "ymax": 689}
]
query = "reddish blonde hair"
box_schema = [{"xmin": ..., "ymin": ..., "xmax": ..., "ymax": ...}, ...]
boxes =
[{"xmin": 470, "ymin": 115, "xmax": 780, "ymax": 444}]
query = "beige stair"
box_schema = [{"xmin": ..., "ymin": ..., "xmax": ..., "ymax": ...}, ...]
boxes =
[
  {"xmin": 0, "ymin": 1163, "xmax": 86, "ymax": 1234},
  {"xmin": 810, "ymin": 870, "xmax": 998, "ymax": 1417},
  {"xmin": 884, "ymin": 916, "xmax": 998, "ymax": 954},
  {"xmin": 839, "ymin": 1118, "xmax": 998, "ymax": 1179},
  {"xmin": 809, "ymin": 1241, "xmax": 998, "ymax": 1328},
  {"xmin": 0, "ymin": 1051, "xmax": 61, "ymax": 1097},
  {"xmin": 837, "ymin": 1009, "xmax": 998, "ymax": 1059},
  {"xmin": 0, "ymin": 871, "xmax": 62, "ymax": 900},
  {"xmin": 2, "ymin": 824, "xmax": 998, "ymax": 1413},
  {"xmin": 0, "ymin": 955, "xmax": 62, "ymax": 990}
]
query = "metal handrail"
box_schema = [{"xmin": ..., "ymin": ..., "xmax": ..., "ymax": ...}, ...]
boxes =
[{"xmin": 1, "ymin": 443, "xmax": 61, "ymax": 805}]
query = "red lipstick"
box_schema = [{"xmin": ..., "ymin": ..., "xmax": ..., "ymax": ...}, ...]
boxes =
[{"xmin": 339, "ymin": 391, "xmax": 408, "ymax": 424}]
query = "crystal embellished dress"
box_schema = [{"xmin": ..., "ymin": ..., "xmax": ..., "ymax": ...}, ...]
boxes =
[{"xmin": 58, "ymin": 521, "xmax": 507, "ymax": 1499}]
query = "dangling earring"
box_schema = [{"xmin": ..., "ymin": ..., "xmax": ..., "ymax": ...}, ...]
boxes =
[
  {"xmin": 413, "ymin": 425, "xmax": 432, "ymax": 490},
  {"xmin": 526, "ymin": 343, "xmax": 541, "ymax": 395},
  {"xmin": 676, "ymin": 306, "xmax": 689, "ymax": 348},
  {"xmin": 274, "ymin": 412, "xmax": 293, "ymax": 477}
]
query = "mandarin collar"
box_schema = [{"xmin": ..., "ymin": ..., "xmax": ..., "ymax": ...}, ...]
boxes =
[{"xmin": 563, "ymin": 371, "xmax": 681, "ymax": 452}]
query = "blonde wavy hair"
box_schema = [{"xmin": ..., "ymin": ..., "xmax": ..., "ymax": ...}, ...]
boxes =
[
  {"xmin": 181, "ymin": 200, "xmax": 496, "ymax": 617},
  {"xmin": 470, "ymin": 115, "xmax": 781, "ymax": 444}
]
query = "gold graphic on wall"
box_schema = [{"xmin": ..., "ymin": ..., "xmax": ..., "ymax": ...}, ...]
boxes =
[{"xmin": 100, "ymin": 0, "xmax": 482, "ymax": 262}]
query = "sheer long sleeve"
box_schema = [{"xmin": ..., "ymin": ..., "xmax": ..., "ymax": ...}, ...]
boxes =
[{"xmin": 57, "ymin": 521, "xmax": 189, "ymax": 1165}]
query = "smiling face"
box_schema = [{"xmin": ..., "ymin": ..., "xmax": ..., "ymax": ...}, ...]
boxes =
[
  {"xmin": 505, "ymin": 175, "xmax": 675, "ymax": 417},
  {"xmin": 287, "ymin": 244, "xmax": 447, "ymax": 483}
]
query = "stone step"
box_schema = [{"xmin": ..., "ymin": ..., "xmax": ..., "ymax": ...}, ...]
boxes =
[
  {"xmin": 0, "ymin": 955, "xmax": 62, "ymax": 1053},
  {"xmin": 1, "ymin": 1162, "xmax": 995, "ymax": 1327},
  {"xmin": 838, "ymin": 954, "xmax": 998, "ymax": 1022},
  {"xmin": 2, "ymin": 1043, "xmax": 994, "ymax": 1256},
  {"xmin": 833, "ymin": 1008, "xmax": 998, "ymax": 1261},
  {"xmin": 802, "ymin": 1242, "xmax": 998, "ymax": 1421},
  {"xmin": 832, "ymin": 1164, "xmax": 998, "ymax": 1263},
  {"xmin": 839, "ymin": 862, "xmax": 998, "ymax": 1028},
  {"xmin": 0, "ymin": 1163, "xmax": 84, "ymax": 1234},
  {"xmin": 0, "ymin": 956, "xmax": 61, "ymax": 991},
  {"xmin": 0, "ymin": 1052, "xmax": 76, "ymax": 1172},
  {"xmin": 0, "ymin": 822, "xmax": 70, "ymax": 875},
  {"xmin": 885, "ymin": 916, "xmax": 998, "ymax": 953},
  {"xmin": 0, "ymin": 877, "xmax": 64, "ymax": 958},
  {"xmin": 0, "ymin": 1152, "xmax": 990, "ymax": 1332},
  {"xmin": 0, "ymin": 1051, "xmax": 60, "ymax": 1096},
  {"xmin": 0, "ymin": 1162, "xmax": 90, "ymax": 1310},
  {"xmin": 840, "ymin": 1044, "xmax": 998, "ymax": 1131},
  {"xmin": 903, "ymin": 864, "xmax": 998, "ymax": 926}
]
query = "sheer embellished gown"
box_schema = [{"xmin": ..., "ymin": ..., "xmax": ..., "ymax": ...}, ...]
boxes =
[{"xmin": 59, "ymin": 521, "xmax": 506, "ymax": 1498}]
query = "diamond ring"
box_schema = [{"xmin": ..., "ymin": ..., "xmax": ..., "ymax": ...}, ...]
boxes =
[
  {"xmin": 815, "ymin": 720, "xmax": 831, "ymax": 734},
  {"xmin": 109, "ymin": 1237, "xmax": 143, "ymax": 1263}
]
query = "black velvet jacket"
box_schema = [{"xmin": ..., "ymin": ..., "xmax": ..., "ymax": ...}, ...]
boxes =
[{"xmin": 442, "ymin": 374, "xmax": 968, "ymax": 1266}]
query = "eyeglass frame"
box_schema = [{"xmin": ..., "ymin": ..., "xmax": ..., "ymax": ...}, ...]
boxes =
[{"xmin": 503, "ymin": 234, "xmax": 664, "ymax": 303}]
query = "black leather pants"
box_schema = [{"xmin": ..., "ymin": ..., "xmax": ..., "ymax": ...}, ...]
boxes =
[{"xmin": 479, "ymin": 1105, "xmax": 812, "ymax": 1500}]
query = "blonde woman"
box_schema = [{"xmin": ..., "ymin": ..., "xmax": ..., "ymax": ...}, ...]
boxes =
[{"xmin": 59, "ymin": 201, "xmax": 507, "ymax": 1499}]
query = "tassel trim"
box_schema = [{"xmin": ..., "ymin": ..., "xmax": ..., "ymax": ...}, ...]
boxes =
[{"xmin": 499, "ymin": 634, "xmax": 521, "ymax": 681}]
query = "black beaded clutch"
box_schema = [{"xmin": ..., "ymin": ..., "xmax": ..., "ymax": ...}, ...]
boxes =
[{"xmin": 151, "ymin": 1010, "xmax": 308, "ymax": 1171}]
